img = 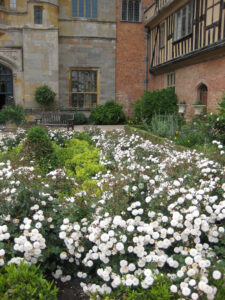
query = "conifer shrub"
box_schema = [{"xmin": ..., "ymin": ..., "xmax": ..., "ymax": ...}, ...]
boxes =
[
  {"xmin": 132, "ymin": 88, "xmax": 178, "ymax": 122},
  {"xmin": 0, "ymin": 262, "xmax": 58, "ymax": 300},
  {"xmin": 23, "ymin": 126, "xmax": 57, "ymax": 172},
  {"xmin": 89, "ymin": 100, "xmax": 126, "ymax": 125}
]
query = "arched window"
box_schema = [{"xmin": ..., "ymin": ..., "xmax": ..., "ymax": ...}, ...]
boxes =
[
  {"xmin": 199, "ymin": 84, "xmax": 208, "ymax": 106},
  {"xmin": 121, "ymin": 0, "xmax": 141, "ymax": 22},
  {"xmin": 0, "ymin": 64, "xmax": 13, "ymax": 109}
]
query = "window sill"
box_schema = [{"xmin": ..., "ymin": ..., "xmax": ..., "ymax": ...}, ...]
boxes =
[
  {"xmin": 71, "ymin": 17, "xmax": 98, "ymax": 21},
  {"xmin": 120, "ymin": 20, "xmax": 142, "ymax": 24}
]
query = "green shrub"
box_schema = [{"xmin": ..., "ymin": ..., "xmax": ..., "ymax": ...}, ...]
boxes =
[
  {"xmin": 205, "ymin": 93, "xmax": 225, "ymax": 145},
  {"xmin": 89, "ymin": 100, "xmax": 126, "ymax": 125},
  {"xmin": 56, "ymin": 138, "xmax": 106, "ymax": 181},
  {"xmin": 132, "ymin": 88, "xmax": 178, "ymax": 122},
  {"xmin": 73, "ymin": 111, "xmax": 88, "ymax": 125},
  {"xmin": 0, "ymin": 262, "xmax": 58, "ymax": 300},
  {"xmin": 0, "ymin": 105, "xmax": 26, "ymax": 125},
  {"xmin": 23, "ymin": 126, "xmax": 57, "ymax": 172},
  {"xmin": 35, "ymin": 85, "xmax": 56, "ymax": 106}
]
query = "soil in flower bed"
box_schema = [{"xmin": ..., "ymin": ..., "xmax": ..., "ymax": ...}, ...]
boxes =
[{"xmin": 57, "ymin": 279, "xmax": 89, "ymax": 300}]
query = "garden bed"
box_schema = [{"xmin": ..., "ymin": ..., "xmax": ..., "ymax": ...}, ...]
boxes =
[{"xmin": 0, "ymin": 127, "xmax": 224, "ymax": 300}]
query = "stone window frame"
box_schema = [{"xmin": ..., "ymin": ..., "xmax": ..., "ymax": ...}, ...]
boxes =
[
  {"xmin": 9, "ymin": 0, "xmax": 16, "ymax": 10},
  {"xmin": 174, "ymin": 1, "xmax": 193, "ymax": 42},
  {"xmin": 69, "ymin": 68, "xmax": 100, "ymax": 110},
  {"xmin": 72, "ymin": 0, "xmax": 98, "ymax": 19},
  {"xmin": 34, "ymin": 6, "xmax": 43, "ymax": 25},
  {"xmin": 121, "ymin": 0, "xmax": 142, "ymax": 23}
]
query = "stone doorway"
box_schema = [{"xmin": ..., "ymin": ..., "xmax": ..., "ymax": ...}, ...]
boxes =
[{"xmin": 0, "ymin": 64, "xmax": 13, "ymax": 109}]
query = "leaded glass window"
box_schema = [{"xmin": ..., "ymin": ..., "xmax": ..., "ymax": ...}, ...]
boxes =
[
  {"xmin": 121, "ymin": 0, "xmax": 141, "ymax": 22},
  {"xmin": 10, "ymin": 0, "xmax": 16, "ymax": 9},
  {"xmin": 174, "ymin": 1, "xmax": 193, "ymax": 41},
  {"xmin": 72, "ymin": 0, "xmax": 98, "ymax": 18},
  {"xmin": 34, "ymin": 7, "xmax": 43, "ymax": 25},
  {"xmin": 70, "ymin": 69, "xmax": 98, "ymax": 109}
]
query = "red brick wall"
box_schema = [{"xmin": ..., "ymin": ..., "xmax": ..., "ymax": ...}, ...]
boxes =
[
  {"xmin": 116, "ymin": 0, "xmax": 153, "ymax": 116},
  {"xmin": 149, "ymin": 56, "xmax": 225, "ymax": 119}
]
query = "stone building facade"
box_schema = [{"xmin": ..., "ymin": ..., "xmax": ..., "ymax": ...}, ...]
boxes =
[
  {"xmin": 0, "ymin": 0, "xmax": 224, "ymax": 117},
  {"xmin": 0, "ymin": 0, "xmax": 116, "ymax": 113}
]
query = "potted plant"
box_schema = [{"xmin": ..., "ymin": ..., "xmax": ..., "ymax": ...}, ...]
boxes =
[
  {"xmin": 177, "ymin": 101, "xmax": 187, "ymax": 114},
  {"xmin": 0, "ymin": 104, "xmax": 26, "ymax": 130},
  {"xmin": 192, "ymin": 100, "xmax": 206, "ymax": 116}
]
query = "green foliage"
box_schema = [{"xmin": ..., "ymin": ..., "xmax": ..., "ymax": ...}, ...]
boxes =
[
  {"xmin": 95, "ymin": 274, "xmax": 175, "ymax": 300},
  {"xmin": 89, "ymin": 100, "xmax": 126, "ymax": 125},
  {"xmin": 0, "ymin": 105, "xmax": 26, "ymax": 125},
  {"xmin": 56, "ymin": 138, "xmax": 106, "ymax": 181},
  {"xmin": 173, "ymin": 119, "xmax": 211, "ymax": 147},
  {"xmin": 0, "ymin": 262, "xmax": 58, "ymax": 300},
  {"xmin": 132, "ymin": 88, "xmax": 178, "ymax": 122},
  {"xmin": 217, "ymin": 92, "xmax": 225, "ymax": 116},
  {"xmin": 73, "ymin": 111, "xmax": 88, "ymax": 125},
  {"xmin": 23, "ymin": 126, "xmax": 57, "ymax": 172},
  {"xmin": 150, "ymin": 114, "xmax": 184, "ymax": 138},
  {"xmin": 34, "ymin": 85, "xmax": 56, "ymax": 106}
]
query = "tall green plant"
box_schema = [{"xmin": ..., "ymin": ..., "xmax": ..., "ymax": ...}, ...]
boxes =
[
  {"xmin": 150, "ymin": 114, "xmax": 182, "ymax": 137},
  {"xmin": 132, "ymin": 88, "xmax": 178, "ymax": 121}
]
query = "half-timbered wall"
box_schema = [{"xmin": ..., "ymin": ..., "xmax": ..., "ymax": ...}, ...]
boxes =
[{"xmin": 148, "ymin": 0, "xmax": 225, "ymax": 70}]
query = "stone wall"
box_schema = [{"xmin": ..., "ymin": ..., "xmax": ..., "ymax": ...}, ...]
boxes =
[
  {"xmin": 58, "ymin": 0, "xmax": 116, "ymax": 109},
  {"xmin": 59, "ymin": 37, "xmax": 116, "ymax": 108},
  {"xmin": 23, "ymin": 28, "xmax": 59, "ymax": 108}
]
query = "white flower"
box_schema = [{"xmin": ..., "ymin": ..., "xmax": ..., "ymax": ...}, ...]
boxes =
[
  {"xmin": 101, "ymin": 233, "xmax": 109, "ymax": 242},
  {"xmin": 185, "ymin": 256, "xmax": 193, "ymax": 265},
  {"xmin": 60, "ymin": 252, "xmax": 68, "ymax": 260},
  {"xmin": 191, "ymin": 293, "xmax": 199, "ymax": 300},
  {"xmin": 63, "ymin": 218, "xmax": 70, "ymax": 224},
  {"xmin": 116, "ymin": 242, "xmax": 124, "ymax": 251},
  {"xmin": 170, "ymin": 285, "xmax": 177, "ymax": 293},
  {"xmin": 212, "ymin": 270, "xmax": 222, "ymax": 280},
  {"xmin": 127, "ymin": 225, "xmax": 134, "ymax": 232},
  {"xmin": 59, "ymin": 231, "xmax": 66, "ymax": 239},
  {"xmin": 182, "ymin": 287, "xmax": 191, "ymax": 296}
]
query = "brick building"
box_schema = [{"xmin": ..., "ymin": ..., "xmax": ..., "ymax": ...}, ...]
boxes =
[
  {"xmin": 0, "ymin": 0, "xmax": 224, "ymax": 118},
  {"xmin": 116, "ymin": 0, "xmax": 152, "ymax": 115},
  {"xmin": 145, "ymin": 0, "xmax": 225, "ymax": 118}
]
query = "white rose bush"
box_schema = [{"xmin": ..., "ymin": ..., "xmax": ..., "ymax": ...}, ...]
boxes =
[{"xmin": 0, "ymin": 127, "xmax": 224, "ymax": 299}]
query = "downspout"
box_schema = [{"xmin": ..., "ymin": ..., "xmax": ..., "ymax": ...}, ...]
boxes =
[{"xmin": 144, "ymin": 28, "xmax": 150, "ymax": 91}]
